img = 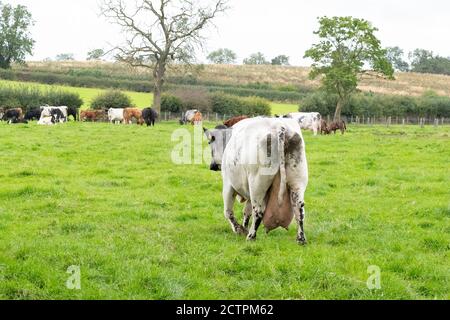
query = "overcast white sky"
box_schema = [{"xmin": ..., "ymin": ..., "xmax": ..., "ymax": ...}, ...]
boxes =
[{"xmin": 7, "ymin": 0, "xmax": 450, "ymax": 66}]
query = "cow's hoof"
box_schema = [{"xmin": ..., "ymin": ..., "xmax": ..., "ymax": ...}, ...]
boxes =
[
  {"xmin": 246, "ymin": 233, "xmax": 257, "ymax": 241},
  {"xmin": 297, "ymin": 237, "xmax": 307, "ymax": 246},
  {"xmin": 235, "ymin": 226, "xmax": 248, "ymax": 236}
]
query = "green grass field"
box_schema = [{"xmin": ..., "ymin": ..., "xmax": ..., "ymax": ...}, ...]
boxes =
[
  {"xmin": 0, "ymin": 121, "xmax": 448, "ymax": 300},
  {"xmin": 0, "ymin": 80, "xmax": 298, "ymax": 115}
]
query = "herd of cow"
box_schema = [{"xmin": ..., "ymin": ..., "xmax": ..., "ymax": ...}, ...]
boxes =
[
  {"xmin": 1, "ymin": 105, "xmax": 344, "ymax": 244},
  {"xmin": 0, "ymin": 106, "xmax": 159, "ymax": 126}
]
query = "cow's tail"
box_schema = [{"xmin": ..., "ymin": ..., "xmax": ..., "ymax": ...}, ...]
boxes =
[{"xmin": 278, "ymin": 126, "xmax": 287, "ymax": 207}]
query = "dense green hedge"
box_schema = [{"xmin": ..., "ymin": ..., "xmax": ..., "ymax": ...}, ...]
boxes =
[
  {"xmin": 161, "ymin": 91, "xmax": 271, "ymax": 117},
  {"xmin": 91, "ymin": 90, "xmax": 133, "ymax": 110},
  {"xmin": 0, "ymin": 85, "xmax": 83, "ymax": 110},
  {"xmin": 0, "ymin": 68, "xmax": 307, "ymax": 102},
  {"xmin": 301, "ymin": 91, "xmax": 450, "ymax": 118}
]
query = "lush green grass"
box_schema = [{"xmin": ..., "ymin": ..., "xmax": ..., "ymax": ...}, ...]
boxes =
[
  {"xmin": 271, "ymin": 102, "xmax": 299, "ymax": 115},
  {"xmin": 0, "ymin": 122, "xmax": 448, "ymax": 300}
]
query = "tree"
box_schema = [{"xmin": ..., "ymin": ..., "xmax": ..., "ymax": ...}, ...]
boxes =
[
  {"xmin": 386, "ymin": 46, "xmax": 409, "ymax": 72},
  {"xmin": 56, "ymin": 53, "xmax": 75, "ymax": 61},
  {"xmin": 243, "ymin": 52, "xmax": 269, "ymax": 65},
  {"xmin": 271, "ymin": 55, "xmax": 290, "ymax": 66},
  {"xmin": 207, "ymin": 48, "xmax": 236, "ymax": 64},
  {"xmin": 101, "ymin": 0, "xmax": 228, "ymax": 114},
  {"xmin": 408, "ymin": 49, "xmax": 450, "ymax": 75},
  {"xmin": 304, "ymin": 16, "xmax": 394, "ymax": 121},
  {"xmin": 0, "ymin": 2, "xmax": 34, "ymax": 69},
  {"xmin": 87, "ymin": 49, "xmax": 105, "ymax": 61}
]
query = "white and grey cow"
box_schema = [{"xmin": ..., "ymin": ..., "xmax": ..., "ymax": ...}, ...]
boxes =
[
  {"xmin": 108, "ymin": 108, "xmax": 125, "ymax": 124},
  {"xmin": 284, "ymin": 112, "xmax": 322, "ymax": 136},
  {"xmin": 205, "ymin": 117, "xmax": 309, "ymax": 244},
  {"xmin": 180, "ymin": 109, "xmax": 199, "ymax": 125},
  {"xmin": 40, "ymin": 106, "xmax": 68, "ymax": 123}
]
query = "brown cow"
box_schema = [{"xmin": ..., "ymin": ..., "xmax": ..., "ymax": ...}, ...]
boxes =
[
  {"xmin": 328, "ymin": 120, "xmax": 347, "ymax": 135},
  {"xmin": 191, "ymin": 112, "xmax": 203, "ymax": 125},
  {"xmin": 320, "ymin": 119, "xmax": 331, "ymax": 135},
  {"xmin": 80, "ymin": 110, "xmax": 106, "ymax": 122},
  {"xmin": 1, "ymin": 108, "xmax": 23, "ymax": 122},
  {"xmin": 123, "ymin": 108, "xmax": 144, "ymax": 125},
  {"xmin": 224, "ymin": 115, "xmax": 249, "ymax": 128}
]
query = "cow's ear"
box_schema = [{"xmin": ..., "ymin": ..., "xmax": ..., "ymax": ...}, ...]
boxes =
[{"xmin": 203, "ymin": 127, "xmax": 208, "ymax": 133}]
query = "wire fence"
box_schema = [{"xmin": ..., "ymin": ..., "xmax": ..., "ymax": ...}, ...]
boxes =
[
  {"xmin": 325, "ymin": 115, "xmax": 449, "ymax": 127},
  {"xmin": 159, "ymin": 112, "xmax": 450, "ymax": 127}
]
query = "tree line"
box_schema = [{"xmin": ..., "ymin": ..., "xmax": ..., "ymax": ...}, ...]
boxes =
[{"xmin": 386, "ymin": 47, "xmax": 450, "ymax": 75}]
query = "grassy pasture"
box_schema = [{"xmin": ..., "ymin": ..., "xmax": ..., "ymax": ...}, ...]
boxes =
[{"xmin": 0, "ymin": 121, "xmax": 448, "ymax": 300}]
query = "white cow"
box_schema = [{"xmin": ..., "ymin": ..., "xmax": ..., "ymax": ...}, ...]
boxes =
[
  {"xmin": 286, "ymin": 112, "xmax": 322, "ymax": 136},
  {"xmin": 40, "ymin": 106, "xmax": 68, "ymax": 123},
  {"xmin": 204, "ymin": 117, "xmax": 309, "ymax": 244},
  {"xmin": 108, "ymin": 108, "xmax": 125, "ymax": 124},
  {"xmin": 38, "ymin": 116, "xmax": 55, "ymax": 126}
]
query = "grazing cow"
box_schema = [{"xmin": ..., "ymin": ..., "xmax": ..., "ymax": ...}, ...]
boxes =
[
  {"xmin": 123, "ymin": 108, "xmax": 144, "ymax": 125},
  {"xmin": 2, "ymin": 108, "xmax": 23, "ymax": 122},
  {"xmin": 38, "ymin": 116, "xmax": 56, "ymax": 126},
  {"xmin": 24, "ymin": 108, "xmax": 42, "ymax": 121},
  {"xmin": 108, "ymin": 108, "xmax": 125, "ymax": 124},
  {"xmin": 191, "ymin": 111, "xmax": 203, "ymax": 125},
  {"xmin": 180, "ymin": 109, "xmax": 199, "ymax": 125},
  {"xmin": 328, "ymin": 120, "xmax": 347, "ymax": 135},
  {"xmin": 320, "ymin": 119, "xmax": 330, "ymax": 135},
  {"xmin": 80, "ymin": 110, "xmax": 106, "ymax": 122},
  {"xmin": 204, "ymin": 117, "xmax": 309, "ymax": 244},
  {"xmin": 285, "ymin": 112, "xmax": 322, "ymax": 136},
  {"xmin": 224, "ymin": 115, "xmax": 249, "ymax": 128},
  {"xmin": 142, "ymin": 108, "xmax": 158, "ymax": 127},
  {"xmin": 40, "ymin": 106, "xmax": 68, "ymax": 123},
  {"xmin": 67, "ymin": 107, "xmax": 79, "ymax": 121},
  {"xmin": 8, "ymin": 118, "xmax": 28, "ymax": 124}
]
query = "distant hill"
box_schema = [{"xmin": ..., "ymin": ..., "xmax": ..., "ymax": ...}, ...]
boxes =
[{"xmin": 8, "ymin": 61, "xmax": 450, "ymax": 98}]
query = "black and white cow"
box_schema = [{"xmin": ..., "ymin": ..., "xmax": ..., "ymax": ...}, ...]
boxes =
[
  {"xmin": 204, "ymin": 117, "xmax": 309, "ymax": 244},
  {"xmin": 40, "ymin": 106, "xmax": 68, "ymax": 123},
  {"xmin": 284, "ymin": 112, "xmax": 322, "ymax": 136}
]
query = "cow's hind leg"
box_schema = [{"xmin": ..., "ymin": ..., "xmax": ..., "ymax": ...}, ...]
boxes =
[
  {"xmin": 242, "ymin": 201, "xmax": 252, "ymax": 229},
  {"xmin": 291, "ymin": 189, "xmax": 307, "ymax": 245},
  {"xmin": 223, "ymin": 184, "xmax": 247, "ymax": 236},
  {"xmin": 247, "ymin": 200, "xmax": 265, "ymax": 241}
]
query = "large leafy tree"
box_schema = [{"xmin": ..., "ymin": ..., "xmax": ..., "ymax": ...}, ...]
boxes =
[
  {"xmin": 386, "ymin": 46, "xmax": 409, "ymax": 72},
  {"xmin": 271, "ymin": 55, "xmax": 290, "ymax": 66},
  {"xmin": 87, "ymin": 49, "xmax": 105, "ymax": 61},
  {"xmin": 304, "ymin": 16, "xmax": 394, "ymax": 121},
  {"xmin": 101, "ymin": 0, "xmax": 228, "ymax": 114},
  {"xmin": 243, "ymin": 52, "xmax": 269, "ymax": 65},
  {"xmin": 0, "ymin": 2, "xmax": 34, "ymax": 69},
  {"xmin": 207, "ymin": 48, "xmax": 236, "ymax": 64}
]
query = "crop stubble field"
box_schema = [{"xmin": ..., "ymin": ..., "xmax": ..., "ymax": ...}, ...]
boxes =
[{"xmin": 0, "ymin": 121, "xmax": 448, "ymax": 299}]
